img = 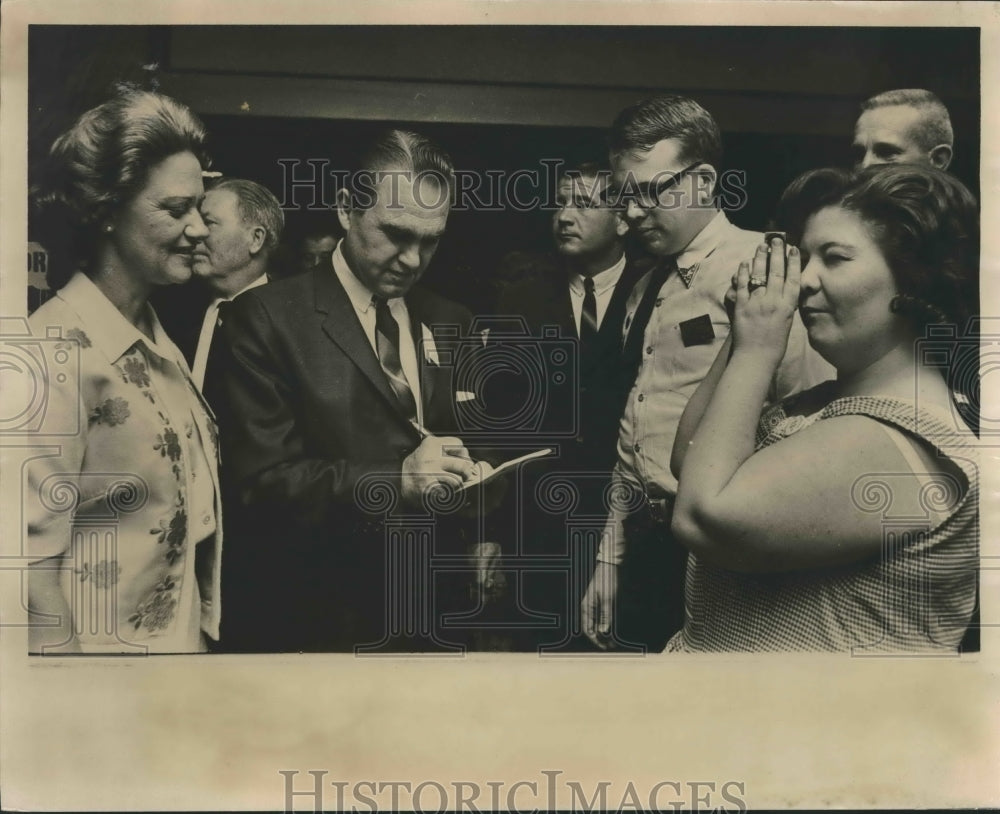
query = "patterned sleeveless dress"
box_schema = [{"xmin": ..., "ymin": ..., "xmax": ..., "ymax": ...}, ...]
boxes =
[{"xmin": 666, "ymin": 384, "xmax": 979, "ymax": 652}]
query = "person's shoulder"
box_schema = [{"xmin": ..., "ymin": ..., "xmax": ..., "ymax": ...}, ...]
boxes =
[
  {"xmin": 28, "ymin": 289, "xmax": 95, "ymax": 347},
  {"xmin": 252, "ymin": 270, "xmax": 314, "ymax": 301},
  {"xmin": 232, "ymin": 270, "xmax": 315, "ymax": 320},
  {"xmin": 697, "ymin": 218, "xmax": 764, "ymax": 282},
  {"xmin": 721, "ymin": 218, "xmax": 765, "ymax": 250},
  {"xmin": 28, "ymin": 290, "xmax": 71, "ymax": 326},
  {"xmin": 409, "ymin": 284, "xmax": 472, "ymax": 326}
]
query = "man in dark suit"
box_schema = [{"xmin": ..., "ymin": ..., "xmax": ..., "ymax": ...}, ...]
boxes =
[
  {"xmin": 214, "ymin": 131, "xmax": 493, "ymax": 653},
  {"xmin": 153, "ymin": 177, "xmax": 284, "ymax": 395},
  {"xmin": 492, "ymin": 161, "xmax": 642, "ymax": 651}
]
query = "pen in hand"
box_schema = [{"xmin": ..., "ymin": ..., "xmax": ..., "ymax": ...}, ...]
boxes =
[{"xmin": 410, "ymin": 420, "xmax": 476, "ymax": 480}]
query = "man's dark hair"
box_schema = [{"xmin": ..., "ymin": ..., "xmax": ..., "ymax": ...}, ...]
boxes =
[
  {"xmin": 608, "ymin": 95, "xmax": 723, "ymax": 173},
  {"xmin": 555, "ymin": 160, "xmax": 616, "ymax": 202},
  {"xmin": 347, "ymin": 129, "xmax": 455, "ymax": 210}
]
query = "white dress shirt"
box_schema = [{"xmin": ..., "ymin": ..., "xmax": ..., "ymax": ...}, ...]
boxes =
[
  {"xmin": 331, "ymin": 242, "xmax": 424, "ymax": 424},
  {"xmin": 567, "ymin": 252, "xmax": 627, "ymax": 335}
]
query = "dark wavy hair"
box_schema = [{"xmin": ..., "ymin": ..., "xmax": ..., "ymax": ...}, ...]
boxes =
[
  {"xmin": 30, "ymin": 89, "xmax": 211, "ymax": 290},
  {"xmin": 778, "ymin": 164, "xmax": 980, "ymax": 431},
  {"xmin": 608, "ymin": 95, "xmax": 723, "ymax": 178},
  {"xmin": 777, "ymin": 164, "xmax": 978, "ymax": 331}
]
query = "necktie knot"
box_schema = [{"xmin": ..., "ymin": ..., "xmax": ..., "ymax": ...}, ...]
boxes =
[{"xmin": 583, "ymin": 276, "xmax": 595, "ymax": 294}]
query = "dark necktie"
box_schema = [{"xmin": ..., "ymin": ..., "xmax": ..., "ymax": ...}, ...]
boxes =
[
  {"xmin": 373, "ymin": 296, "xmax": 418, "ymax": 420},
  {"xmin": 580, "ymin": 276, "xmax": 599, "ymax": 354},
  {"xmin": 621, "ymin": 257, "xmax": 676, "ymax": 390},
  {"xmin": 214, "ymin": 299, "xmax": 232, "ymax": 327},
  {"xmin": 201, "ymin": 300, "xmax": 232, "ymax": 411}
]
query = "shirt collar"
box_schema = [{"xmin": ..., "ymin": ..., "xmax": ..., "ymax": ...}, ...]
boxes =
[
  {"xmin": 673, "ymin": 210, "xmax": 732, "ymax": 287},
  {"xmin": 211, "ymin": 272, "xmax": 268, "ymax": 308},
  {"xmin": 58, "ymin": 271, "xmax": 179, "ymax": 364},
  {"xmin": 569, "ymin": 252, "xmax": 627, "ymax": 297},
  {"xmin": 332, "ymin": 240, "xmax": 404, "ymax": 315}
]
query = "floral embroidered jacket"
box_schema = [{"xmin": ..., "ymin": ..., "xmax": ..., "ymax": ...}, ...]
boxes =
[{"xmin": 25, "ymin": 272, "xmax": 223, "ymax": 653}]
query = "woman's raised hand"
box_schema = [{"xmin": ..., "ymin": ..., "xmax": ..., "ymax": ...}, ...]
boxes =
[{"xmin": 730, "ymin": 236, "xmax": 801, "ymax": 366}]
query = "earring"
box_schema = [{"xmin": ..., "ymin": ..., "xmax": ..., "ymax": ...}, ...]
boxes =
[{"xmin": 104, "ymin": 224, "xmax": 114, "ymax": 234}]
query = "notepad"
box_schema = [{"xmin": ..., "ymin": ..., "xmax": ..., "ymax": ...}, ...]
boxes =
[{"xmin": 461, "ymin": 448, "xmax": 554, "ymax": 490}]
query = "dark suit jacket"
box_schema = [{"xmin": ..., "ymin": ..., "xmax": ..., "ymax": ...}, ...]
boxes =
[
  {"xmin": 495, "ymin": 255, "xmax": 643, "ymax": 474},
  {"xmin": 214, "ymin": 266, "xmax": 477, "ymax": 652},
  {"xmin": 151, "ymin": 281, "xmax": 214, "ymax": 367}
]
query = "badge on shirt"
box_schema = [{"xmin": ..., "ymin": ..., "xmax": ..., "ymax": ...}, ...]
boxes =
[{"xmin": 679, "ymin": 314, "xmax": 715, "ymax": 346}]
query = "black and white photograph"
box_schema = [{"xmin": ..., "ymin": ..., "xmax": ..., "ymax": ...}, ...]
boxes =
[{"xmin": 1, "ymin": 1, "xmax": 997, "ymax": 810}]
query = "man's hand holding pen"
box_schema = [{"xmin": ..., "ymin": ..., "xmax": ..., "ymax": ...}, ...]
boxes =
[{"xmin": 401, "ymin": 428, "xmax": 478, "ymax": 505}]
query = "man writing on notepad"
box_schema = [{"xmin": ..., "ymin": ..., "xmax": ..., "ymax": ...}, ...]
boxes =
[{"xmin": 214, "ymin": 130, "xmax": 499, "ymax": 652}]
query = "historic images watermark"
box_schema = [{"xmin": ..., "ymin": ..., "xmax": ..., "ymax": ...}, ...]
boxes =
[
  {"xmin": 276, "ymin": 160, "xmax": 750, "ymax": 213},
  {"xmin": 279, "ymin": 769, "xmax": 748, "ymax": 812}
]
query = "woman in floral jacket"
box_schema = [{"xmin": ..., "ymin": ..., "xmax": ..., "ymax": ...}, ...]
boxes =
[{"xmin": 26, "ymin": 89, "xmax": 222, "ymax": 654}]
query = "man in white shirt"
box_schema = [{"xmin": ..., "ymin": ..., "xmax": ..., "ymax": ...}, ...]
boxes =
[
  {"xmin": 189, "ymin": 178, "xmax": 284, "ymax": 395},
  {"xmin": 581, "ymin": 95, "xmax": 834, "ymax": 652},
  {"xmin": 494, "ymin": 161, "xmax": 642, "ymax": 650},
  {"xmin": 498, "ymin": 162, "xmax": 640, "ymax": 468}
]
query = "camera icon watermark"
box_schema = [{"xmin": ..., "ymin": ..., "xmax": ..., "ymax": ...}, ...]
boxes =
[
  {"xmin": 913, "ymin": 316, "xmax": 991, "ymax": 439},
  {"xmin": 0, "ymin": 317, "xmax": 80, "ymax": 436},
  {"xmin": 424, "ymin": 316, "xmax": 580, "ymax": 441}
]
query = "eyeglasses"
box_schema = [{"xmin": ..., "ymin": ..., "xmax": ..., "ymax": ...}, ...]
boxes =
[{"xmin": 603, "ymin": 161, "xmax": 706, "ymax": 210}]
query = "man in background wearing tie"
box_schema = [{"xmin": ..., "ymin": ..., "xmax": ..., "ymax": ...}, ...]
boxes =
[
  {"xmin": 495, "ymin": 161, "xmax": 641, "ymax": 650},
  {"xmin": 582, "ymin": 95, "xmax": 832, "ymax": 652},
  {"xmin": 215, "ymin": 130, "xmax": 494, "ymax": 652},
  {"xmin": 188, "ymin": 178, "xmax": 284, "ymax": 404}
]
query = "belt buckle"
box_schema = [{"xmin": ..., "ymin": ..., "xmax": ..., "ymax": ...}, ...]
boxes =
[{"xmin": 646, "ymin": 496, "xmax": 669, "ymax": 525}]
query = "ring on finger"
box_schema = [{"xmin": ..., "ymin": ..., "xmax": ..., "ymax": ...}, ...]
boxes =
[{"xmin": 748, "ymin": 276, "xmax": 767, "ymax": 291}]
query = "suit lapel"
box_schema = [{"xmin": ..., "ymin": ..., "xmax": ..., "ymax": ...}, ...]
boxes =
[
  {"xmin": 406, "ymin": 299, "xmax": 437, "ymax": 412},
  {"xmin": 599, "ymin": 259, "xmax": 642, "ymax": 344},
  {"xmin": 313, "ymin": 269, "xmax": 406, "ymax": 420}
]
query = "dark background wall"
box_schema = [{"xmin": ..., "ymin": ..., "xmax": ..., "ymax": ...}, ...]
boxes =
[{"xmin": 28, "ymin": 25, "xmax": 980, "ymax": 313}]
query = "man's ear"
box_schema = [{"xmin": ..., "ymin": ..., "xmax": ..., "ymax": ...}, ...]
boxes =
[
  {"xmin": 247, "ymin": 225, "xmax": 267, "ymax": 256},
  {"xmin": 929, "ymin": 144, "xmax": 953, "ymax": 171},
  {"xmin": 694, "ymin": 164, "xmax": 718, "ymax": 207},
  {"xmin": 336, "ymin": 188, "xmax": 353, "ymax": 233}
]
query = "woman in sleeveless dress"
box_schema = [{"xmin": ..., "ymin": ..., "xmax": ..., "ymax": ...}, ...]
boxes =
[{"xmin": 668, "ymin": 164, "xmax": 978, "ymax": 652}]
